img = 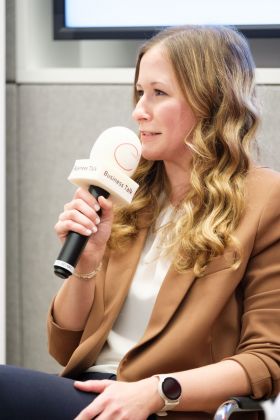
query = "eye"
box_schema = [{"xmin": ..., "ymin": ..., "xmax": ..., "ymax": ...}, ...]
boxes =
[
  {"xmin": 136, "ymin": 89, "xmax": 144, "ymax": 98},
  {"xmin": 155, "ymin": 89, "xmax": 166, "ymax": 96}
]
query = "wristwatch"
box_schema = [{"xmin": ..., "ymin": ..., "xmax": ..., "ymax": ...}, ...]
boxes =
[{"xmin": 155, "ymin": 374, "xmax": 182, "ymax": 416}]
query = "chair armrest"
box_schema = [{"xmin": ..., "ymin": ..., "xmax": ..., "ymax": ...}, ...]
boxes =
[{"xmin": 214, "ymin": 396, "xmax": 264, "ymax": 420}]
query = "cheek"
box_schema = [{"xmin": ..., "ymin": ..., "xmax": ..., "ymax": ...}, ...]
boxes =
[
  {"xmin": 160, "ymin": 103, "xmax": 185, "ymax": 128},
  {"xmin": 176, "ymin": 106, "xmax": 196, "ymax": 136},
  {"xmin": 166, "ymin": 106, "xmax": 195, "ymax": 139}
]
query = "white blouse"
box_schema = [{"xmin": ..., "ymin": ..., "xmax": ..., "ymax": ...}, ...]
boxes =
[{"xmin": 87, "ymin": 205, "xmax": 175, "ymax": 374}]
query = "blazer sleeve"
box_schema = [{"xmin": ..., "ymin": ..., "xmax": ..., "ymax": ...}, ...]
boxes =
[
  {"xmin": 226, "ymin": 175, "xmax": 280, "ymax": 399},
  {"xmin": 47, "ymin": 253, "xmax": 109, "ymax": 366},
  {"xmin": 47, "ymin": 299, "xmax": 84, "ymax": 366}
]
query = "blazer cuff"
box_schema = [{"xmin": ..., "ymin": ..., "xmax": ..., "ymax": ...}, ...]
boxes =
[
  {"xmin": 225, "ymin": 352, "xmax": 280, "ymax": 399},
  {"xmin": 47, "ymin": 300, "xmax": 83, "ymax": 366}
]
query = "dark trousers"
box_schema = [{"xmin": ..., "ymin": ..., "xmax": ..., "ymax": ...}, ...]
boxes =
[{"xmin": 0, "ymin": 364, "xmax": 156, "ymax": 420}]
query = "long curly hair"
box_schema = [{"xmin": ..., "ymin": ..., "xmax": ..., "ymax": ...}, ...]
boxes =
[{"xmin": 108, "ymin": 25, "xmax": 260, "ymax": 277}]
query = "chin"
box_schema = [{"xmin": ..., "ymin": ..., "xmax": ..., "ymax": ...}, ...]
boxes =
[{"xmin": 141, "ymin": 149, "xmax": 163, "ymax": 161}]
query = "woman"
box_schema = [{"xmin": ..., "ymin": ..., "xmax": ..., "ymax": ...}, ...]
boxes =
[{"xmin": 1, "ymin": 25, "xmax": 280, "ymax": 420}]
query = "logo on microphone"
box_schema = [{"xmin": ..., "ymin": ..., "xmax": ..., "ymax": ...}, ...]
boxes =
[{"xmin": 114, "ymin": 143, "xmax": 140, "ymax": 173}]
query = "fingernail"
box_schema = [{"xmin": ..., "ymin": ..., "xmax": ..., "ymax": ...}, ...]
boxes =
[
  {"xmin": 94, "ymin": 204, "xmax": 100, "ymax": 211},
  {"xmin": 85, "ymin": 229, "xmax": 92, "ymax": 235},
  {"xmin": 95, "ymin": 217, "xmax": 100, "ymax": 225},
  {"xmin": 92, "ymin": 226, "xmax": 98, "ymax": 233}
]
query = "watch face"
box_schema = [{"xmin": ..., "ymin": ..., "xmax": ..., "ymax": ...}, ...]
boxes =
[{"xmin": 162, "ymin": 377, "xmax": 182, "ymax": 400}]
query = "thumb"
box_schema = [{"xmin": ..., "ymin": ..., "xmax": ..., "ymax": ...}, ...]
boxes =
[
  {"xmin": 98, "ymin": 196, "xmax": 113, "ymax": 222},
  {"xmin": 74, "ymin": 379, "xmax": 113, "ymax": 393}
]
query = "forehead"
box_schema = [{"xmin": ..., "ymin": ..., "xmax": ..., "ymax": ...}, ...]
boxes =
[{"xmin": 137, "ymin": 45, "xmax": 177, "ymax": 84}]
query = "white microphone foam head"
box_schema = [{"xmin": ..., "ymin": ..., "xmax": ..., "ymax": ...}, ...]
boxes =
[{"xmin": 90, "ymin": 126, "xmax": 141, "ymax": 177}]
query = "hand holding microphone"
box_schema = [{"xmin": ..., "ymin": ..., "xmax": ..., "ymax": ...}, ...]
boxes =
[
  {"xmin": 55, "ymin": 188, "xmax": 113, "ymax": 274},
  {"xmin": 54, "ymin": 127, "xmax": 142, "ymax": 279}
]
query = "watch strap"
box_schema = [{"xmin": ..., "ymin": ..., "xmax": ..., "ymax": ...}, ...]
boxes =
[{"xmin": 155, "ymin": 374, "xmax": 181, "ymax": 416}]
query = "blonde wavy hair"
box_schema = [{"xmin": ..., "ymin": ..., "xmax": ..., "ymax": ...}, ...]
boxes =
[{"xmin": 108, "ymin": 25, "xmax": 260, "ymax": 277}]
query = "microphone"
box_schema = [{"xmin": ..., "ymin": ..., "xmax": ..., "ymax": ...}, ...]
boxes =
[{"xmin": 54, "ymin": 126, "xmax": 142, "ymax": 279}]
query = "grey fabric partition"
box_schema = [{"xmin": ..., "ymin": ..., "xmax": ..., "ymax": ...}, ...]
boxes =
[
  {"xmin": 6, "ymin": 84, "xmax": 136, "ymax": 372},
  {"xmin": 257, "ymin": 86, "xmax": 280, "ymax": 169},
  {"xmin": 5, "ymin": 83, "xmax": 280, "ymax": 373}
]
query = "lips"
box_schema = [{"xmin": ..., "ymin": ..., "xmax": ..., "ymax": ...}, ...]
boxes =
[{"xmin": 140, "ymin": 130, "xmax": 161, "ymax": 137}]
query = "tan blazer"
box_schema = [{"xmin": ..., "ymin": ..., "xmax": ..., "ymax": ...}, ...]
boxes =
[{"xmin": 48, "ymin": 166, "xmax": 280, "ymax": 414}]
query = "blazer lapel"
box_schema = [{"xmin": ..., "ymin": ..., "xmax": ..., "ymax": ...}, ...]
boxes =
[
  {"xmin": 136, "ymin": 265, "xmax": 196, "ymax": 346},
  {"xmin": 103, "ymin": 227, "xmax": 149, "ymax": 317},
  {"xmin": 132, "ymin": 250, "xmax": 235, "ymax": 349}
]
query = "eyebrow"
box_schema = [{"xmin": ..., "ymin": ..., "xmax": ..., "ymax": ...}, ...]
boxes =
[{"xmin": 136, "ymin": 81, "xmax": 167, "ymax": 88}]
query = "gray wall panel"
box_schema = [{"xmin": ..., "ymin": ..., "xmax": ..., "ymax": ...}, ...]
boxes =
[
  {"xmin": 257, "ymin": 85, "xmax": 280, "ymax": 171},
  {"xmin": 6, "ymin": 84, "xmax": 21, "ymax": 365},
  {"xmin": 17, "ymin": 84, "xmax": 135, "ymax": 372},
  {"xmin": 6, "ymin": 0, "xmax": 15, "ymax": 82}
]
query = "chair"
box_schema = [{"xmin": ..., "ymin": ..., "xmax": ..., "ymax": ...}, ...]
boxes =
[
  {"xmin": 153, "ymin": 397, "xmax": 265, "ymax": 419},
  {"xmin": 214, "ymin": 396, "xmax": 265, "ymax": 419}
]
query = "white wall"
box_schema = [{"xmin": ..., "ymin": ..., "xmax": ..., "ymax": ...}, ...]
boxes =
[
  {"xmin": 0, "ymin": 0, "xmax": 6, "ymax": 364},
  {"xmin": 16, "ymin": 0, "xmax": 280, "ymax": 84},
  {"xmin": 16, "ymin": 0, "xmax": 141, "ymax": 83}
]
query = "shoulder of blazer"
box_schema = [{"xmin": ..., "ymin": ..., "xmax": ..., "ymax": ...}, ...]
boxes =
[{"xmin": 243, "ymin": 166, "xmax": 280, "ymax": 216}]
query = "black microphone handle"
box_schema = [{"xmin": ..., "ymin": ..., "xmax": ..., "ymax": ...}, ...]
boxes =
[{"xmin": 54, "ymin": 185, "xmax": 110, "ymax": 279}]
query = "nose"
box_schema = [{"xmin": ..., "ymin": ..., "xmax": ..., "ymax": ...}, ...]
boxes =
[{"xmin": 132, "ymin": 96, "xmax": 152, "ymax": 122}]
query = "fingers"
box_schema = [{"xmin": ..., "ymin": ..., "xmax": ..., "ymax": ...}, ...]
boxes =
[
  {"xmin": 59, "ymin": 209, "xmax": 99, "ymax": 233},
  {"xmin": 54, "ymin": 206, "xmax": 99, "ymax": 239},
  {"xmin": 97, "ymin": 196, "xmax": 114, "ymax": 223},
  {"xmin": 74, "ymin": 379, "xmax": 112, "ymax": 393},
  {"xmin": 74, "ymin": 402, "xmax": 100, "ymax": 420},
  {"xmin": 54, "ymin": 188, "xmax": 113, "ymax": 239},
  {"xmin": 63, "ymin": 200, "xmax": 99, "ymax": 221},
  {"xmin": 73, "ymin": 380, "xmax": 112, "ymax": 420},
  {"xmin": 73, "ymin": 379, "xmax": 150, "ymax": 420},
  {"xmin": 54, "ymin": 220, "xmax": 94, "ymax": 238},
  {"xmin": 73, "ymin": 187, "xmax": 101, "ymax": 211}
]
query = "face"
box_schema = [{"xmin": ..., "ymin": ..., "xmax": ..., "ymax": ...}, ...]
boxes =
[{"xmin": 132, "ymin": 45, "xmax": 197, "ymax": 167}]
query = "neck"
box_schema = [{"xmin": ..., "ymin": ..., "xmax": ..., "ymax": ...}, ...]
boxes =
[{"xmin": 164, "ymin": 160, "xmax": 192, "ymax": 206}]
